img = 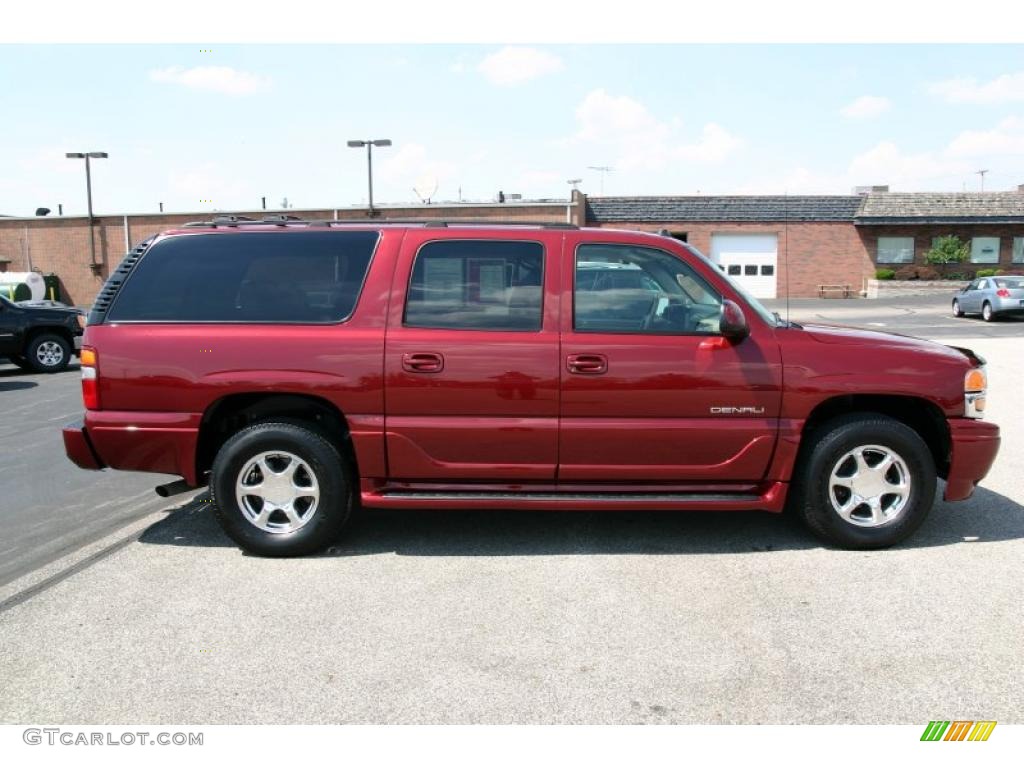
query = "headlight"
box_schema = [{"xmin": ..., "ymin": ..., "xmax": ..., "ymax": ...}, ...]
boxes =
[{"xmin": 964, "ymin": 367, "xmax": 987, "ymax": 419}]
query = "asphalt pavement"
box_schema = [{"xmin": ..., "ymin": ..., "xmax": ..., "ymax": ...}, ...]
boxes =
[{"xmin": 0, "ymin": 295, "xmax": 1021, "ymax": 724}]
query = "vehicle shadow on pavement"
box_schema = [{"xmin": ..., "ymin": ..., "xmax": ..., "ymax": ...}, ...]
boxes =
[
  {"xmin": 0, "ymin": 379, "xmax": 37, "ymax": 391},
  {"xmin": 139, "ymin": 485, "xmax": 1024, "ymax": 556}
]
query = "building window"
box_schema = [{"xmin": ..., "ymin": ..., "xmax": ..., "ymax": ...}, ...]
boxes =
[
  {"xmin": 970, "ymin": 237, "xmax": 1000, "ymax": 264},
  {"xmin": 1013, "ymin": 237, "xmax": 1024, "ymax": 264},
  {"xmin": 876, "ymin": 236, "xmax": 914, "ymax": 264},
  {"xmin": 761, "ymin": 265, "xmax": 774, "ymax": 276}
]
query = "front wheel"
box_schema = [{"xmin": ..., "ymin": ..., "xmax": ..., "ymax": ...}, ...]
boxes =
[
  {"xmin": 792, "ymin": 414, "xmax": 936, "ymax": 549},
  {"xmin": 982, "ymin": 302, "xmax": 995, "ymax": 322},
  {"xmin": 211, "ymin": 421, "xmax": 353, "ymax": 556},
  {"xmin": 26, "ymin": 334, "xmax": 71, "ymax": 373},
  {"xmin": 951, "ymin": 299, "xmax": 964, "ymax": 318}
]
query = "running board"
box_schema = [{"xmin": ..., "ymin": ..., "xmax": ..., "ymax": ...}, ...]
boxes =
[
  {"xmin": 381, "ymin": 491, "xmax": 760, "ymax": 502},
  {"xmin": 361, "ymin": 482, "xmax": 787, "ymax": 513}
]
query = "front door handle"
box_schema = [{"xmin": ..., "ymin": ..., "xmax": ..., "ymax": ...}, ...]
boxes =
[
  {"xmin": 567, "ymin": 353, "xmax": 608, "ymax": 375},
  {"xmin": 402, "ymin": 352, "xmax": 444, "ymax": 373}
]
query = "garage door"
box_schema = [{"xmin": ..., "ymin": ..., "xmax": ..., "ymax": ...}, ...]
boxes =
[{"xmin": 710, "ymin": 234, "xmax": 778, "ymax": 300}]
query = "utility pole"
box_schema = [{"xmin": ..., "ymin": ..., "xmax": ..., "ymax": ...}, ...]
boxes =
[{"xmin": 976, "ymin": 169, "xmax": 989, "ymax": 191}]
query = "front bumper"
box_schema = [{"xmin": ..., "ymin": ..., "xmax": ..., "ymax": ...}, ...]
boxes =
[{"xmin": 944, "ymin": 419, "xmax": 1001, "ymax": 501}]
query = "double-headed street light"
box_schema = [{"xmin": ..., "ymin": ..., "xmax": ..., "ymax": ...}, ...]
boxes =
[
  {"xmin": 347, "ymin": 139, "xmax": 391, "ymax": 216},
  {"xmin": 66, "ymin": 151, "xmax": 108, "ymax": 270}
]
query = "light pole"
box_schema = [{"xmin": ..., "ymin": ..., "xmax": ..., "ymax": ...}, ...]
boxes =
[
  {"xmin": 347, "ymin": 139, "xmax": 391, "ymax": 216},
  {"xmin": 66, "ymin": 151, "xmax": 108, "ymax": 270}
]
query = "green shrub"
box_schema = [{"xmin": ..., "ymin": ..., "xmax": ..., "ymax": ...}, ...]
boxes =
[
  {"xmin": 975, "ymin": 268, "xmax": 999, "ymax": 278},
  {"xmin": 924, "ymin": 235, "xmax": 969, "ymax": 265},
  {"xmin": 875, "ymin": 268, "xmax": 896, "ymax": 280}
]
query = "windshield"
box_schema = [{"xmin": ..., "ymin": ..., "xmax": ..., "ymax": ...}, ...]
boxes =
[{"xmin": 682, "ymin": 244, "xmax": 778, "ymax": 326}]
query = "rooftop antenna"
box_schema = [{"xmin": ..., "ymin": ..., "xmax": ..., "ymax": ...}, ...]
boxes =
[
  {"xmin": 976, "ymin": 169, "xmax": 989, "ymax": 191},
  {"xmin": 587, "ymin": 166, "xmax": 613, "ymax": 195},
  {"xmin": 784, "ymin": 189, "xmax": 790, "ymax": 324},
  {"xmin": 567, "ymin": 178, "xmax": 582, "ymax": 192}
]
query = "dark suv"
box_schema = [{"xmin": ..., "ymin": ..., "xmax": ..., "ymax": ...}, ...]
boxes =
[
  {"xmin": 0, "ymin": 295, "xmax": 84, "ymax": 372},
  {"xmin": 64, "ymin": 219, "xmax": 1000, "ymax": 556}
]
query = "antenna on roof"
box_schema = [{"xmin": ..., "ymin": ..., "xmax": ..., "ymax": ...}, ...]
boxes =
[
  {"xmin": 976, "ymin": 169, "xmax": 989, "ymax": 192},
  {"xmin": 784, "ymin": 189, "xmax": 790, "ymax": 324}
]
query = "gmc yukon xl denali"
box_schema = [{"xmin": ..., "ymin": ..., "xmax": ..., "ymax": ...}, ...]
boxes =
[{"xmin": 63, "ymin": 219, "xmax": 1001, "ymax": 556}]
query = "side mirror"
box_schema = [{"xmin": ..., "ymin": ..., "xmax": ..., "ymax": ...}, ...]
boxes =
[{"xmin": 719, "ymin": 299, "xmax": 749, "ymax": 341}]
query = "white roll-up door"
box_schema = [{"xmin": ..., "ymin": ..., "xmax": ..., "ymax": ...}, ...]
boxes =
[{"xmin": 710, "ymin": 234, "xmax": 778, "ymax": 299}]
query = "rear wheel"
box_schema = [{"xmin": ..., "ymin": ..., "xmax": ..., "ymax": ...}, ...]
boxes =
[
  {"xmin": 26, "ymin": 334, "xmax": 71, "ymax": 373},
  {"xmin": 951, "ymin": 299, "xmax": 964, "ymax": 318},
  {"xmin": 211, "ymin": 421, "xmax": 353, "ymax": 556},
  {"xmin": 792, "ymin": 413, "xmax": 936, "ymax": 549},
  {"xmin": 982, "ymin": 301, "xmax": 995, "ymax": 322}
]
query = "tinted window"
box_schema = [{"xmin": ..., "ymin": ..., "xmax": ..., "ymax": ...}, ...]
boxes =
[
  {"xmin": 744, "ymin": 265, "xmax": 757, "ymax": 276},
  {"xmin": 761, "ymin": 265, "xmax": 775, "ymax": 276},
  {"xmin": 575, "ymin": 244, "xmax": 722, "ymax": 334},
  {"xmin": 727, "ymin": 265, "xmax": 741, "ymax": 276},
  {"xmin": 405, "ymin": 240, "xmax": 544, "ymax": 331},
  {"xmin": 108, "ymin": 231, "xmax": 378, "ymax": 322}
]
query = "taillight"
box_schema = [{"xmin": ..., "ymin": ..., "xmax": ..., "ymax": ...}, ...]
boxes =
[
  {"xmin": 81, "ymin": 346, "xmax": 99, "ymax": 410},
  {"xmin": 996, "ymin": 288, "xmax": 1010, "ymax": 298}
]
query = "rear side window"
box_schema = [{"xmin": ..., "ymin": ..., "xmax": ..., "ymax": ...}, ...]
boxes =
[
  {"xmin": 107, "ymin": 231, "xmax": 378, "ymax": 323},
  {"xmin": 404, "ymin": 240, "xmax": 544, "ymax": 331}
]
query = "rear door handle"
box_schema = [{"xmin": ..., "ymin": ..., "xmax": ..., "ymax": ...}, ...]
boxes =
[
  {"xmin": 402, "ymin": 352, "xmax": 444, "ymax": 373},
  {"xmin": 567, "ymin": 353, "xmax": 608, "ymax": 375}
]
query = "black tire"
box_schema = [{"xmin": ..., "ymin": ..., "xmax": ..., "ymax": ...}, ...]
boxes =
[
  {"xmin": 210, "ymin": 421, "xmax": 353, "ymax": 556},
  {"xmin": 982, "ymin": 301, "xmax": 995, "ymax": 322},
  {"xmin": 951, "ymin": 299, "xmax": 964, "ymax": 318},
  {"xmin": 791, "ymin": 413, "xmax": 936, "ymax": 549},
  {"xmin": 25, "ymin": 333, "xmax": 71, "ymax": 373}
]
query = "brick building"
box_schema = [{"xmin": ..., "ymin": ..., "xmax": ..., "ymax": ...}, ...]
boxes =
[{"xmin": 1, "ymin": 189, "xmax": 1022, "ymax": 306}]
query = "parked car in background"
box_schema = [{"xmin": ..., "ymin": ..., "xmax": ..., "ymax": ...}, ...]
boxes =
[
  {"xmin": 952, "ymin": 276, "xmax": 1024, "ymax": 321},
  {"xmin": 0, "ymin": 294, "xmax": 85, "ymax": 372},
  {"xmin": 64, "ymin": 220, "xmax": 1000, "ymax": 556}
]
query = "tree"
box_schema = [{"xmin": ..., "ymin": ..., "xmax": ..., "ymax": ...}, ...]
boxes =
[{"xmin": 924, "ymin": 235, "xmax": 969, "ymax": 265}]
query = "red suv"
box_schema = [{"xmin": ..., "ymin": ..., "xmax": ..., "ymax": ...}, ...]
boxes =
[{"xmin": 63, "ymin": 219, "xmax": 1000, "ymax": 555}]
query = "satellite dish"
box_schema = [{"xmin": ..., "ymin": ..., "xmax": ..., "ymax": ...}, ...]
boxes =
[{"xmin": 413, "ymin": 175, "xmax": 438, "ymax": 204}]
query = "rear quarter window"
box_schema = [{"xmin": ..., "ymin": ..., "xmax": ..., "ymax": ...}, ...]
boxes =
[{"xmin": 107, "ymin": 231, "xmax": 379, "ymax": 323}]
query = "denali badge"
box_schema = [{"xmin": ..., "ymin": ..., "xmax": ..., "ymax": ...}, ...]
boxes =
[{"xmin": 710, "ymin": 406, "xmax": 766, "ymax": 415}]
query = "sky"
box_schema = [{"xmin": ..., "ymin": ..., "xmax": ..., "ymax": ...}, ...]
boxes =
[{"xmin": 1, "ymin": 44, "xmax": 1023, "ymax": 217}]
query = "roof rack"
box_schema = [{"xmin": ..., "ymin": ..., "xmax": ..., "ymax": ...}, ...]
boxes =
[{"xmin": 180, "ymin": 217, "xmax": 579, "ymax": 230}]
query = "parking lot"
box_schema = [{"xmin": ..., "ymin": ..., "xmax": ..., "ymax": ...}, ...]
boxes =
[{"xmin": 0, "ymin": 295, "xmax": 1021, "ymax": 724}]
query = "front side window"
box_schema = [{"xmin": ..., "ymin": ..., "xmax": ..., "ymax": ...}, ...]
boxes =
[
  {"xmin": 876, "ymin": 236, "xmax": 914, "ymax": 264},
  {"xmin": 1012, "ymin": 237, "xmax": 1023, "ymax": 264},
  {"xmin": 404, "ymin": 240, "xmax": 544, "ymax": 331},
  {"xmin": 970, "ymin": 237, "xmax": 1000, "ymax": 264},
  {"xmin": 574, "ymin": 244, "xmax": 722, "ymax": 334},
  {"xmin": 108, "ymin": 231, "xmax": 378, "ymax": 322}
]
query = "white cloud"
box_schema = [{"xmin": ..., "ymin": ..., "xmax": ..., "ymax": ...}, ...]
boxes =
[
  {"xmin": 928, "ymin": 72, "xmax": 1024, "ymax": 104},
  {"xmin": 840, "ymin": 95, "xmax": 891, "ymax": 119},
  {"xmin": 149, "ymin": 66, "xmax": 270, "ymax": 95},
  {"xmin": 673, "ymin": 123, "xmax": 743, "ymax": 163},
  {"xmin": 378, "ymin": 143, "xmax": 458, "ymax": 200},
  {"xmin": 477, "ymin": 46, "xmax": 563, "ymax": 86},
  {"xmin": 573, "ymin": 89, "xmax": 742, "ymax": 172},
  {"xmin": 946, "ymin": 116, "xmax": 1024, "ymax": 157}
]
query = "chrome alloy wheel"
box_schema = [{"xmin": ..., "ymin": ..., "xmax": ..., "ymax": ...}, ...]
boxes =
[
  {"xmin": 828, "ymin": 444, "xmax": 911, "ymax": 527},
  {"xmin": 235, "ymin": 451, "xmax": 321, "ymax": 533},
  {"xmin": 35, "ymin": 340, "xmax": 65, "ymax": 367}
]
